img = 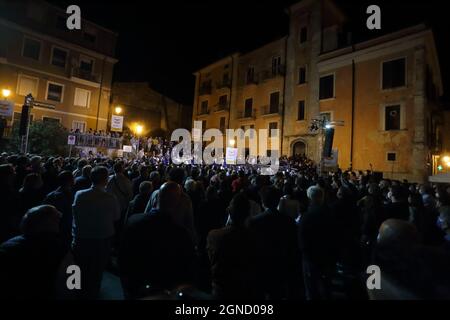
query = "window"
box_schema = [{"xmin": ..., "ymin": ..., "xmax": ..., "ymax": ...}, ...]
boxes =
[
  {"xmin": 46, "ymin": 82, "xmax": 64, "ymax": 102},
  {"xmin": 300, "ymin": 27, "xmax": 308, "ymax": 44},
  {"xmin": 219, "ymin": 117, "xmax": 226, "ymax": 132},
  {"xmin": 51, "ymin": 47, "xmax": 68, "ymax": 68},
  {"xmin": 74, "ymin": 88, "xmax": 91, "ymax": 107},
  {"xmin": 72, "ymin": 121, "xmax": 86, "ymax": 132},
  {"xmin": 23, "ymin": 38, "xmax": 41, "ymax": 60},
  {"xmin": 321, "ymin": 112, "xmax": 332, "ymax": 123},
  {"xmin": 298, "ymin": 100, "xmax": 305, "ymax": 120},
  {"xmin": 298, "ymin": 66, "xmax": 307, "ymax": 84},
  {"xmin": 384, "ymin": 105, "xmax": 401, "ymax": 131},
  {"xmin": 382, "ymin": 58, "xmax": 406, "ymax": 89},
  {"xmin": 17, "ymin": 75, "xmax": 38, "ymax": 97},
  {"xmin": 244, "ymin": 98, "xmax": 253, "ymax": 117},
  {"xmin": 219, "ymin": 95, "xmax": 228, "ymax": 108},
  {"xmin": 319, "ymin": 74, "xmax": 334, "ymax": 100},
  {"xmin": 247, "ymin": 67, "xmax": 255, "ymax": 84},
  {"xmin": 269, "ymin": 122, "xmax": 278, "ymax": 137},
  {"xmin": 269, "ymin": 92, "xmax": 280, "ymax": 114},
  {"xmin": 223, "ymin": 72, "xmax": 229, "ymax": 84},
  {"xmin": 200, "ymin": 101, "xmax": 208, "ymax": 114},
  {"xmin": 80, "ymin": 57, "xmax": 94, "ymax": 74},
  {"xmin": 43, "ymin": 117, "xmax": 60, "ymax": 124},
  {"xmin": 387, "ymin": 152, "xmax": 397, "ymax": 162},
  {"xmin": 272, "ymin": 57, "xmax": 281, "ymax": 75}
]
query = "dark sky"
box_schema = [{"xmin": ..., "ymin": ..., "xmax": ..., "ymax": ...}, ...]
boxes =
[{"xmin": 48, "ymin": 0, "xmax": 450, "ymax": 105}]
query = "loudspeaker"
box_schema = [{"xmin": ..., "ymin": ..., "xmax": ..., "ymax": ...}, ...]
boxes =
[
  {"xmin": 19, "ymin": 105, "xmax": 30, "ymax": 136},
  {"xmin": 322, "ymin": 128, "xmax": 334, "ymax": 158}
]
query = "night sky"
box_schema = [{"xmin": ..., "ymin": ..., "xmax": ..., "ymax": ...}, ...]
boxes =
[{"xmin": 48, "ymin": 0, "xmax": 450, "ymax": 106}]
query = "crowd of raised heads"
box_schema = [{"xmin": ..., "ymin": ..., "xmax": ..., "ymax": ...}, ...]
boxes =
[{"xmin": 0, "ymin": 151, "xmax": 450, "ymax": 300}]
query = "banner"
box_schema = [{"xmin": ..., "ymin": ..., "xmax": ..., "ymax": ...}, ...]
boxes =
[
  {"xmin": 123, "ymin": 145, "xmax": 133, "ymax": 153},
  {"xmin": 67, "ymin": 135, "xmax": 76, "ymax": 145},
  {"xmin": 0, "ymin": 100, "xmax": 14, "ymax": 118},
  {"xmin": 111, "ymin": 115, "xmax": 124, "ymax": 132},
  {"xmin": 225, "ymin": 147, "xmax": 238, "ymax": 165}
]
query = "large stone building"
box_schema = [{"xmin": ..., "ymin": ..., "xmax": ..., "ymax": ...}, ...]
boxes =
[
  {"xmin": 0, "ymin": 0, "xmax": 117, "ymax": 133},
  {"xmin": 192, "ymin": 0, "xmax": 445, "ymax": 182},
  {"xmin": 110, "ymin": 82, "xmax": 192, "ymax": 137}
]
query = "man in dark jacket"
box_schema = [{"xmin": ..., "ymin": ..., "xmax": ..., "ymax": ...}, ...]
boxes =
[
  {"xmin": 248, "ymin": 186, "xmax": 303, "ymax": 299},
  {"xmin": 126, "ymin": 181, "xmax": 153, "ymax": 220},
  {"xmin": 299, "ymin": 185, "xmax": 337, "ymax": 300},
  {"xmin": 0, "ymin": 205, "xmax": 67, "ymax": 299},
  {"xmin": 43, "ymin": 171, "xmax": 75, "ymax": 249},
  {"xmin": 73, "ymin": 165, "xmax": 92, "ymax": 194},
  {"xmin": 119, "ymin": 182, "xmax": 196, "ymax": 299},
  {"xmin": 131, "ymin": 165, "xmax": 149, "ymax": 197}
]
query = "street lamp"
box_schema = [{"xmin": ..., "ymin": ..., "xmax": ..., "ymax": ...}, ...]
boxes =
[
  {"xmin": 229, "ymin": 139, "xmax": 236, "ymax": 147},
  {"xmin": 135, "ymin": 124, "xmax": 143, "ymax": 135},
  {"xmin": 115, "ymin": 106, "xmax": 123, "ymax": 114},
  {"xmin": 2, "ymin": 88, "xmax": 11, "ymax": 99}
]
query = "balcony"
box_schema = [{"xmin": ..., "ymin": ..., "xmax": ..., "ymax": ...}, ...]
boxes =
[
  {"xmin": 216, "ymin": 79, "xmax": 231, "ymax": 89},
  {"xmin": 71, "ymin": 67, "xmax": 100, "ymax": 83},
  {"xmin": 199, "ymin": 84, "xmax": 212, "ymax": 96},
  {"xmin": 261, "ymin": 105, "xmax": 282, "ymax": 117},
  {"xmin": 259, "ymin": 65, "xmax": 286, "ymax": 81},
  {"xmin": 71, "ymin": 133, "xmax": 122, "ymax": 150},
  {"xmin": 214, "ymin": 103, "xmax": 229, "ymax": 113},
  {"xmin": 237, "ymin": 109, "xmax": 256, "ymax": 120},
  {"xmin": 197, "ymin": 109, "xmax": 210, "ymax": 116},
  {"xmin": 245, "ymin": 77, "xmax": 259, "ymax": 86}
]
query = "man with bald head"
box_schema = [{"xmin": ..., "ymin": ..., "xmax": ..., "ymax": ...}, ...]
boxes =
[
  {"xmin": 377, "ymin": 219, "xmax": 419, "ymax": 248},
  {"xmin": 119, "ymin": 182, "xmax": 196, "ymax": 299}
]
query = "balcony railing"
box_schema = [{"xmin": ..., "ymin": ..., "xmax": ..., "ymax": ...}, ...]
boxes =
[
  {"xmin": 259, "ymin": 65, "xmax": 286, "ymax": 81},
  {"xmin": 214, "ymin": 103, "xmax": 229, "ymax": 113},
  {"xmin": 216, "ymin": 79, "xmax": 231, "ymax": 89},
  {"xmin": 71, "ymin": 133, "xmax": 123, "ymax": 149},
  {"xmin": 198, "ymin": 109, "xmax": 210, "ymax": 116},
  {"xmin": 71, "ymin": 67, "xmax": 100, "ymax": 83},
  {"xmin": 199, "ymin": 85, "xmax": 212, "ymax": 95},
  {"xmin": 237, "ymin": 109, "xmax": 256, "ymax": 119},
  {"xmin": 261, "ymin": 105, "xmax": 282, "ymax": 116}
]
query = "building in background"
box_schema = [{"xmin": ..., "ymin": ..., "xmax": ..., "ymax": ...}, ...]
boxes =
[
  {"xmin": 192, "ymin": 0, "xmax": 445, "ymax": 182},
  {"xmin": 0, "ymin": 0, "xmax": 117, "ymax": 133},
  {"xmin": 110, "ymin": 82, "xmax": 192, "ymax": 137}
]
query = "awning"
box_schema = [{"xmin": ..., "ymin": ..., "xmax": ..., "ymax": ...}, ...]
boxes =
[{"xmin": 429, "ymin": 173, "xmax": 450, "ymax": 184}]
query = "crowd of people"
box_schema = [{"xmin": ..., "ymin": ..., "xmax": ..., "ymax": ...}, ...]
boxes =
[{"xmin": 0, "ymin": 151, "xmax": 449, "ymax": 300}]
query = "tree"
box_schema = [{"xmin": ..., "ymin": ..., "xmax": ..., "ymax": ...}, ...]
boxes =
[{"xmin": 5, "ymin": 120, "xmax": 69, "ymax": 156}]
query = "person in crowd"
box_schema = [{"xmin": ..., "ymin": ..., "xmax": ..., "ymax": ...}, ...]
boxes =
[
  {"xmin": 72, "ymin": 166, "xmax": 120, "ymax": 299},
  {"xmin": 43, "ymin": 171, "xmax": 75, "ymax": 249},
  {"xmin": 0, "ymin": 205, "xmax": 67, "ymax": 299},
  {"xmin": 107, "ymin": 162, "xmax": 133, "ymax": 229},
  {"xmin": 377, "ymin": 219, "xmax": 420, "ymax": 249},
  {"xmin": 145, "ymin": 167, "xmax": 196, "ymax": 244},
  {"xmin": 73, "ymin": 158, "xmax": 88, "ymax": 178},
  {"xmin": 119, "ymin": 182, "xmax": 196, "ymax": 299},
  {"xmin": 437, "ymin": 205, "xmax": 450, "ymax": 253},
  {"xmin": 383, "ymin": 185, "xmax": 410, "ymax": 221},
  {"xmin": 408, "ymin": 193, "xmax": 425, "ymax": 240},
  {"xmin": 278, "ymin": 182, "xmax": 301, "ymax": 220},
  {"xmin": 299, "ymin": 185, "xmax": 337, "ymax": 300},
  {"xmin": 131, "ymin": 165, "xmax": 150, "ymax": 196},
  {"xmin": 126, "ymin": 181, "xmax": 153, "ymax": 220},
  {"xmin": 73, "ymin": 165, "xmax": 92, "ymax": 194},
  {"xmin": 18, "ymin": 173, "xmax": 46, "ymax": 218},
  {"xmin": 0, "ymin": 164, "xmax": 19, "ymax": 243},
  {"xmin": 207, "ymin": 193, "xmax": 255, "ymax": 299},
  {"xmin": 248, "ymin": 186, "xmax": 303, "ymax": 299}
]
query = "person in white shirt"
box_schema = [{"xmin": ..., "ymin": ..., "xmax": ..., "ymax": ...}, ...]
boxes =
[{"xmin": 72, "ymin": 166, "xmax": 120, "ymax": 299}]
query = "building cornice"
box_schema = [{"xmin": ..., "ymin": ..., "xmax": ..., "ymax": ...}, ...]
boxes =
[{"xmin": 0, "ymin": 18, "xmax": 118, "ymax": 64}]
